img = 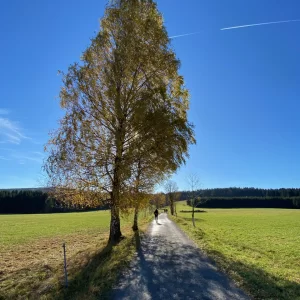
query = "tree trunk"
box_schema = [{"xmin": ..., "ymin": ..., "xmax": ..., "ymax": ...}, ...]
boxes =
[
  {"xmin": 109, "ymin": 202, "xmax": 122, "ymax": 243},
  {"xmin": 109, "ymin": 105, "xmax": 125, "ymax": 243},
  {"xmin": 109, "ymin": 174, "xmax": 122, "ymax": 243},
  {"xmin": 132, "ymin": 207, "xmax": 139, "ymax": 231},
  {"xmin": 108, "ymin": 78, "xmax": 125, "ymax": 244},
  {"xmin": 170, "ymin": 198, "xmax": 174, "ymax": 215},
  {"xmin": 132, "ymin": 158, "xmax": 141, "ymax": 232},
  {"xmin": 109, "ymin": 145, "xmax": 123, "ymax": 243},
  {"xmin": 192, "ymin": 200, "xmax": 196, "ymax": 227}
]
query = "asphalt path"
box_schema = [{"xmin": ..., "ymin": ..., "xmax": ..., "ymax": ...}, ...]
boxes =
[{"xmin": 112, "ymin": 213, "xmax": 250, "ymax": 300}]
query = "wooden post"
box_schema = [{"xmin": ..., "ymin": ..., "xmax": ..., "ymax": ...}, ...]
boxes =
[{"xmin": 62, "ymin": 243, "xmax": 68, "ymax": 288}]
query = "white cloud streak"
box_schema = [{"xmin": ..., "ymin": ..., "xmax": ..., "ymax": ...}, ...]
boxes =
[
  {"xmin": 0, "ymin": 109, "xmax": 9, "ymax": 115},
  {"xmin": 220, "ymin": 19, "xmax": 300, "ymax": 31},
  {"xmin": 0, "ymin": 156, "xmax": 10, "ymax": 161},
  {"xmin": 11, "ymin": 151, "xmax": 45, "ymax": 165},
  {"xmin": 32, "ymin": 151, "xmax": 44, "ymax": 156},
  {"xmin": 0, "ymin": 148, "xmax": 44, "ymax": 165},
  {"xmin": 170, "ymin": 19, "xmax": 300, "ymax": 39},
  {"xmin": 17, "ymin": 156, "xmax": 43, "ymax": 163},
  {"xmin": 170, "ymin": 31, "xmax": 202, "ymax": 39},
  {"xmin": 0, "ymin": 117, "xmax": 28, "ymax": 144}
]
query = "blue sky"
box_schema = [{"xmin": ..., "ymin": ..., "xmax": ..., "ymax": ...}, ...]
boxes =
[{"xmin": 1, "ymin": 0, "xmax": 300, "ymax": 190}]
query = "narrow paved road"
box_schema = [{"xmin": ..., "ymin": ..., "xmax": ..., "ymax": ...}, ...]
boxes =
[{"xmin": 112, "ymin": 213, "xmax": 250, "ymax": 300}]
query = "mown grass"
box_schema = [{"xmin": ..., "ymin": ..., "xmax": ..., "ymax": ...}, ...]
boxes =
[
  {"xmin": 0, "ymin": 210, "xmax": 152, "ymax": 299},
  {"xmin": 172, "ymin": 202, "xmax": 300, "ymax": 300},
  {"xmin": 0, "ymin": 211, "xmax": 111, "ymax": 247}
]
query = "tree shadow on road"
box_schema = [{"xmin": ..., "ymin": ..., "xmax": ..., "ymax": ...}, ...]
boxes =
[
  {"xmin": 114, "ymin": 231, "xmax": 248, "ymax": 300},
  {"xmin": 113, "ymin": 231, "xmax": 300, "ymax": 300}
]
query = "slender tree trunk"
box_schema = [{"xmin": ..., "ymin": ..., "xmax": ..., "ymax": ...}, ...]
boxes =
[
  {"xmin": 108, "ymin": 75, "xmax": 125, "ymax": 244},
  {"xmin": 192, "ymin": 199, "xmax": 196, "ymax": 227},
  {"xmin": 170, "ymin": 197, "xmax": 174, "ymax": 215},
  {"xmin": 109, "ymin": 129, "xmax": 124, "ymax": 243},
  {"xmin": 109, "ymin": 176, "xmax": 122, "ymax": 243},
  {"xmin": 132, "ymin": 158, "xmax": 141, "ymax": 231},
  {"xmin": 109, "ymin": 202, "xmax": 122, "ymax": 243}
]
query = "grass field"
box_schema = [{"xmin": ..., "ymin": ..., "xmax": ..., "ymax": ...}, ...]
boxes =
[
  {"xmin": 173, "ymin": 202, "xmax": 300, "ymax": 300},
  {"xmin": 0, "ymin": 211, "xmax": 111, "ymax": 247},
  {"xmin": 0, "ymin": 210, "xmax": 151, "ymax": 300}
]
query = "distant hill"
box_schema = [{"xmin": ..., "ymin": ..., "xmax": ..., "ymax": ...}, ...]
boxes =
[
  {"xmin": 180, "ymin": 187, "xmax": 300, "ymax": 209},
  {"xmin": 180, "ymin": 187, "xmax": 300, "ymax": 199},
  {"xmin": 0, "ymin": 187, "xmax": 52, "ymax": 192},
  {"xmin": 0, "ymin": 188, "xmax": 108, "ymax": 214},
  {"xmin": 3, "ymin": 186, "xmax": 300, "ymax": 197},
  {"xmin": 1, "ymin": 187, "xmax": 300, "ymax": 214}
]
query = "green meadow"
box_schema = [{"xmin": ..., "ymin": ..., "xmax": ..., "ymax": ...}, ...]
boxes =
[
  {"xmin": 173, "ymin": 202, "xmax": 300, "ymax": 300},
  {"xmin": 0, "ymin": 211, "xmax": 111, "ymax": 247},
  {"xmin": 2, "ymin": 205, "xmax": 299, "ymax": 299},
  {"xmin": 0, "ymin": 210, "xmax": 150, "ymax": 300}
]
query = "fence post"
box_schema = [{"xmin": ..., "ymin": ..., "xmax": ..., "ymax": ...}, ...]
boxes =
[{"xmin": 62, "ymin": 242, "xmax": 68, "ymax": 288}]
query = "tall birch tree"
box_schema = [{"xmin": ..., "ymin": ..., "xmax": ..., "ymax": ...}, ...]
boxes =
[{"xmin": 45, "ymin": 0, "xmax": 195, "ymax": 243}]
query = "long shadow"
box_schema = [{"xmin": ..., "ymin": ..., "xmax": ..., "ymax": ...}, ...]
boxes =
[
  {"xmin": 113, "ymin": 231, "xmax": 300, "ymax": 300},
  {"xmin": 50, "ymin": 243, "xmax": 114, "ymax": 300},
  {"xmin": 208, "ymin": 249, "xmax": 300, "ymax": 300},
  {"xmin": 44, "ymin": 236, "xmax": 136, "ymax": 300},
  {"xmin": 180, "ymin": 216, "xmax": 206, "ymax": 223},
  {"xmin": 114, "ymin": 230, "xmax": 249, "ymax": 300},
  {"xmin": 1, "ymin": 240, "xmax": 122, "ymax": 300},
  {"xmin": 179, "ymin": 210, "xmax": 207, "ymax": 213},
  {"xmin": 134, "ymin": 230, "xmax": 141, "ymax": 250}
]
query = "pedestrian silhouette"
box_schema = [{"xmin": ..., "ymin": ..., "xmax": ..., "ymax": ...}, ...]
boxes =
[{"xmin": 154, "ymin": 209, "xmax": 159, "ymax": 223}]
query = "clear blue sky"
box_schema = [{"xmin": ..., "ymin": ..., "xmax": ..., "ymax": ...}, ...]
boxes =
[{"xmin": 1, "ymin": 0, "xmax": 300, "ymax": 190}]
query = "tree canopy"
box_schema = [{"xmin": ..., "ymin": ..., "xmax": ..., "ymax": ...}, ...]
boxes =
[{"xmin": 45, "ymin": 0, "xmax": 195, "ymax": 242}]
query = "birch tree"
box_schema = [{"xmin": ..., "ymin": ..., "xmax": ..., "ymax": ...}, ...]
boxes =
[
  {"xmin": 187, "ymin": 173, "xmax": 201, "ymax": 227},
  {"xmin": 45, "ymin": 0, "xmax": 195, "ymax": 243},
  {"xmin": 164, "ymin": 180, "xmax": 178, "ymax": 215}
]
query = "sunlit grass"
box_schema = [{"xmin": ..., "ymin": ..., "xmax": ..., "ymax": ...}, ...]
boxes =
[
  {"xmin": 0, "ymin": 210, "xmax": 151, "ymax": 299},
  {"xmin": 172, "ymin": 202, "xmax": 300, "ymax": 300},
  {"xmin": 0, "ymin": 211, "xmax": 111, "ymax": 248}
]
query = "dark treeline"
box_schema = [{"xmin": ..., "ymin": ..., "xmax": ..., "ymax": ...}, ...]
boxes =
[
  {"xmin": 0, "ymin": 190, "xmax": 109, "ymax": 214},
  {"xmin": 183, "ymin": 187, "xmax": 300, "ymax": 209},
  {"xmin": 180, "ymin": 187, "xmax": 300, "ymax": 199},
  {"xmin": 2, "ymin": 187, "xmax": 300, "ymax": 214},
  {"xmin": 186, "ymin": 197, "xmax": 300, "ymax": 209},
  {"xmin": 0, "ymin": 190, "xmax": 48, "ymax": 214}
]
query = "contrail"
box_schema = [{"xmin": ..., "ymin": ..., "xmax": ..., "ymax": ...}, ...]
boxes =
[
  {"xmin": 170, "ymin": 19, "xmax": 300, "ymax": 39},
  {"xmin": 169, "ymin": 32, "xmax": 202, "ymax": 39},
  {"xmin": 221, "ymin": 19, "xmax": 300, "ymax": 31}
]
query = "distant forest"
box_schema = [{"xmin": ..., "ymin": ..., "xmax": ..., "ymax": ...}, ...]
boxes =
[
  {"xmin": 182, "ymin": 187, "xmax": 300, "ymax": 209},
  {"xmin": 0, "ymin": 187, "xmax": 300, "ymax": 214},
  {"xmin": 180, "ymin": 187, "xmax": 300, "ymax": 198},
  {"xmin": 0, "ymin": 190, "xmax": 109, "ymax": 214}
]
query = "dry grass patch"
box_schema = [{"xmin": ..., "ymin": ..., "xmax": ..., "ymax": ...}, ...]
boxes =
[{"xmin": 0, "ymin": 211, "xmax": 151, "ymax": 300}]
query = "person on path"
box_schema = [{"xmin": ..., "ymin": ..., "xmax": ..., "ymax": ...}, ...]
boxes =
[{"xmin": 154, "ymin": 209, "xmax": 159, "ymax": 223}]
